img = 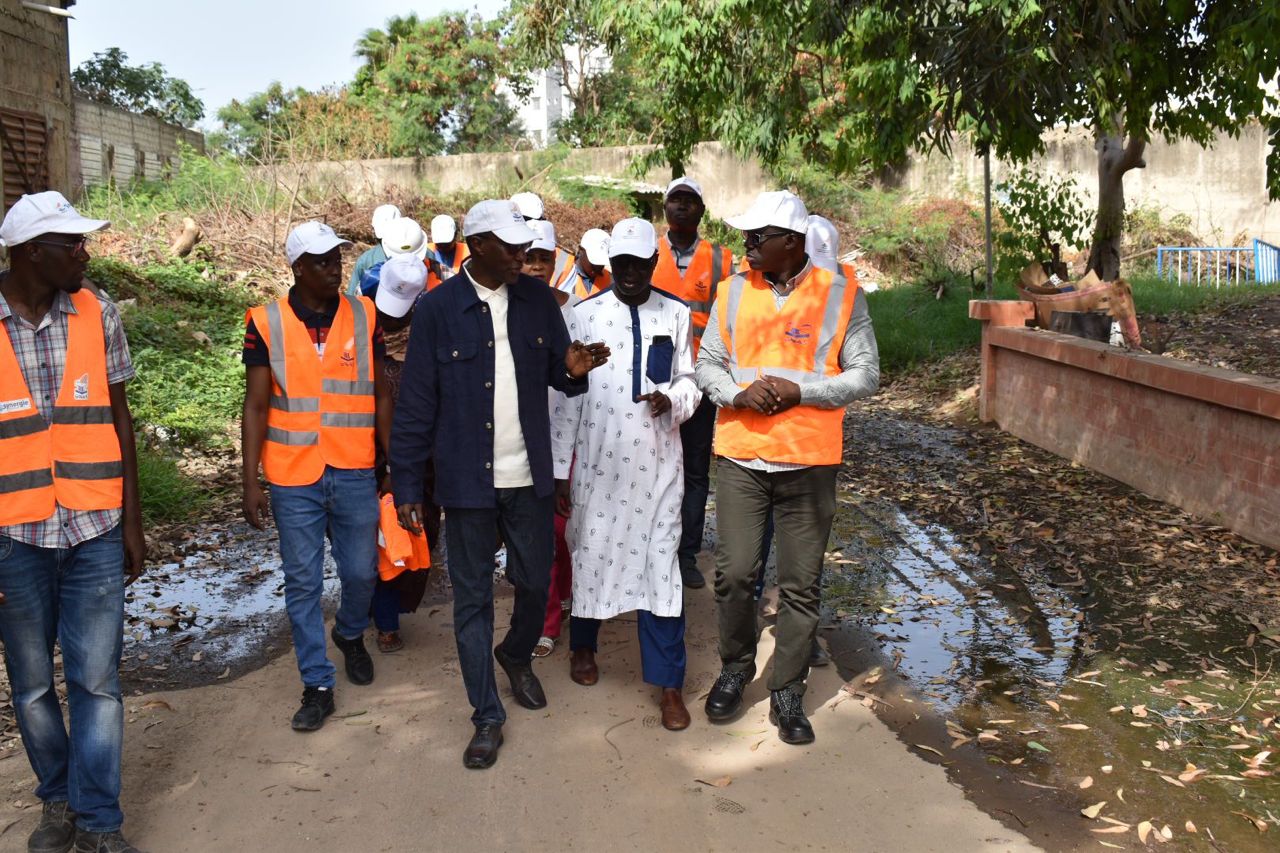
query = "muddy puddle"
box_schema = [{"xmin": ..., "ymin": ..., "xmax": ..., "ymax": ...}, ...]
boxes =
[{"xmin": 121, "ymin": 522, "xmax": 338, "ymax": 690}]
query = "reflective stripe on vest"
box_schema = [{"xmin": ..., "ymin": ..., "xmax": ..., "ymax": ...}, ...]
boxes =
[
  {"xmin": 551, "ymin": 249, "xmax": 570, "ymax": 286},
  {"xmin": 654, "ymin": 239, "xmax": 729, "ymax": 355},
  {"xmin": 254, "ymin": 294, "xmax": 377, "ymax": 486},
  {"xmin": 0, "ymin": 289, "xmax": 123, "ymax": 524},
  {"xmin": 714, "ymin": 266, "xmax": 859, "ymax": 466}
]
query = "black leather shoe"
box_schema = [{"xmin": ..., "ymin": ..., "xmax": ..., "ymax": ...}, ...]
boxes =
[
  {"xmin": 494, "ymin": 646, "xmax": 547, "ymax": 709},
  {"xmin": 29, "ymin": 800, "xmax": 75, "ymax": 853},
  {"xmin": 463, "ymin": 723, "xmax": 504, "ymax": 769},
  {"xmin": 704, "ymin": 665, "xmax": 754, "ymax": 722},
  {"xmin": 769, "ymin": 688, "xmax": 815, "ymax": 745},
  {"xmin": 72, "ymin": 829, "xmax": 143, "ymax": 853},
  {"xmin": 680, "ymin": 564, "xmax": 706, "ymax": 590},
  {"xmin": 331, "ymin": 628, "xmax": 374, "ymax": 685},
  {"xmin": 808, "ymin": 637, "xmax": 831, "ymax": 667},
  {"xmin": 291, "ymin": 686, "xmax": 335, "ymax": 731}
]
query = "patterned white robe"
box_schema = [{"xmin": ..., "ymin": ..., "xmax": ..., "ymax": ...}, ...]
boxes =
[{"xmin": 551, "ymin": 288, "xmax": 701, "ymax": 619}]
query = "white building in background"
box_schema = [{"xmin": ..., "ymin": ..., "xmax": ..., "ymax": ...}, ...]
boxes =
[{"xmin": 499, "ymin": 45, "xmax": 611, "ymax": 149}]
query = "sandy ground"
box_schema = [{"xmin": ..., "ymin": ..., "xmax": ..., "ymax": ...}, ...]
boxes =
[{"xmin": 0, "ymin": 568, "xmax": 1040, "ymax": 853}]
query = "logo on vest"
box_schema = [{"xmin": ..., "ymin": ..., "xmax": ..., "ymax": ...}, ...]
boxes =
[
  {"xmin": 783, "ymin": 323, "xmax": 812, "ymax": 344},
  {"xmin": 0, "ymin": 397, "xmax": 33, "ymax": 415},
  {"xmin": 73, "ymin": 373, "xmax": 90, "ymax": 401},
  {"xmin": 340, "ymin": 336, "xmax": 356, "ymax": 367}
]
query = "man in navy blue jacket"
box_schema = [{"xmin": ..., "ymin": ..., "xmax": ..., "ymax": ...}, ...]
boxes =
[{"xmin": 391, "ymin": 199, "xmax": 610, "ymax": 769}]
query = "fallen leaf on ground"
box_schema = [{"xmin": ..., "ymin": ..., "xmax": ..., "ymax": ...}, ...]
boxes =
[
  {"xmin": 1078, "ymin": 776, "xmax": 1093, "ymax": 789},
  {"xmin": 1045, "ymin": 700, "xmax": 1060, "ymax": 712},
  {"xmin": 1027, "ymin": 741, "xmax": 1050, "ymax": 752},
  {"xmin": 913, "ymin": 744, "xmax": 944, "ymax": 757},
  {"xmin": 1160, "ymin": 775, "xmax": 1186, "ymax": 788},
  {"xmin": 1177, "ymin": 764, "xmax": 1208, "ymax": 784},
  {"xmin": 1091, "ymin": 826, "xmax": 1129, "ymax": 835},
  {"xmin": 1231, "ymin": 811, "xmax": 1268, "ymax": 832},
  {"xmin": 1060, "ymin": 723, "xmax": 1090, "ymax": 730},
  {"xmin": 1081, "ymin": 801, "xmax": 1107, "ymax": 819},
  {"xmin": 1185, "ymin": 821, "xmax": 1196, "ymax": 833},
  {"xmin": 695, "ymin": 776, "xmax": 732, "ymax": 788},
  {"xmin": 1137, "ymin": 821, "xmax": 1154, "ymax": 843}
]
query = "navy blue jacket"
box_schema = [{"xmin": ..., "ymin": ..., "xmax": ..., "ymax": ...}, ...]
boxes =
[{"xmin": 390, "ymin": 271, "xmax": 586, "ymax": 509}]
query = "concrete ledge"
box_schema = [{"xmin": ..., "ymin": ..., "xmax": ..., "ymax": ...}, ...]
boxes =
[{"xmin": 973, "ymin": 323, "xmax": 1280, "ymax": 551}]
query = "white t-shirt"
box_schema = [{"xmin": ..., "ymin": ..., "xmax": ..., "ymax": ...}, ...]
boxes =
[{"xmin": 466, "ymin": 270, "xmax": 533, "ymax": 488}]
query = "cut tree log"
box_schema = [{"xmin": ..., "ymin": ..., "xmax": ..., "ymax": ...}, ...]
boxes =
[{"xmin": 169, "ymin": 217, "xmax": 202, "ymax": 258}]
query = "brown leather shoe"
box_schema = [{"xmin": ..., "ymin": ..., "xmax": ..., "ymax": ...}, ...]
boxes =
[
  {"xmin": 660, "ymin": 688, "xmax": 691, "ymax": 731},
  {"xmin": 570, "ymin": 648, "xmax": 598, "ymax": 685}
]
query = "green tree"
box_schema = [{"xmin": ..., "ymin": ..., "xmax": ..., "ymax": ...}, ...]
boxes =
[
  {"xmin": 357, "ymin": 12, "xmax": 525, "ymax": 155},
  {"xmin": 72, "ymin": 47, "xmax": 205, "ymax": 128},
  {"xmin": 353, "ymin": 13, "xmax": 422, "ymax": 92},
  {"xmin": 599, "ymin": 1, "xmax": 1280, "ymax": 279},
  {"xmin": 212, "ymin": 82, "xmax": 304, "ymax": 159}
]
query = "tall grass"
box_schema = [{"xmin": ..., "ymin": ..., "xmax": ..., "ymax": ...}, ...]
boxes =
[{"xmin": 136, "ymin": 446, "xmax": 210, "ymax": 526}]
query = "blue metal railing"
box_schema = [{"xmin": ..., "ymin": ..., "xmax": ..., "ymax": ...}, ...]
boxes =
[{"xmin": 1156, "ymin": 239, "xmax": 1280, "ymax": 286}]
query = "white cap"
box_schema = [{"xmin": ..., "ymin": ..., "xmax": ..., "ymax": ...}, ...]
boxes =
[
  {"xmin": 430, "ymin": 214, "xmax": 456, "ymax": 245},
  {"xmin": 285, "ymin": 221, "xmax": 352, "ymax": 265},
  {"xmin": 805, "ymin": 215, "xmax": 840, "ymax": 272},
  {"xmin": 527, "ymin": 219, "xmax": 557, "ymax": 253},
  {"xmin": 381, "ymin": 217, "xmax": 428, "ymax": 260},
  {"xmin": 0, "ymin": 191, "xmax": 109, "ymax": 248},
  {"xmin": 375, "ymin": 253, "xmax": 428, "ymax": 319},
  {"xmin": 461, "ymin": 199, "xmax": 538, "ymax": 245},
  {"xmin": 608, "ymin": 218, "xmax": 657, "ymax": 259},
  {"xmin": 579, "ymin": 228, "xmax": 611, "ymax": 266},
  {"xmin": 665, "ymin": 176, "xmax": 703, "ymax": 200},
  {"xmin": 510, "ymin": 191, "xmax": 545, "ymax": 220},
  {"xmin": 725, "ymin": 190, "xmax": 809, "ymax": 234},
  {"xmin": 371, "ymin": 204, "xmax": 401, "ymax": 239}
]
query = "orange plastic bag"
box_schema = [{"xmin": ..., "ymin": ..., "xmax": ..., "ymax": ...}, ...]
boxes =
[{"xmin": 377, "ymin": 493, "xmax": 431, "ymax": 582}]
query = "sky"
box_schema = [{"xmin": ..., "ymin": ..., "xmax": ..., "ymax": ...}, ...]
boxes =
[{"xmin": 66, "ymin": 1, "xmax": 509, "ymax": 129}]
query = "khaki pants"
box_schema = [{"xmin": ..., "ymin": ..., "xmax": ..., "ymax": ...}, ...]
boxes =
[{"xmin": 713, "ymin": 459, "xmax": 837, "ymax": 694}]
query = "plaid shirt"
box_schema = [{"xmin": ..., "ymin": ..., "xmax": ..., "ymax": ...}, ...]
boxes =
[{"xmin": 0, "ymin": 282, "xmax": 135, "ymax": 548}]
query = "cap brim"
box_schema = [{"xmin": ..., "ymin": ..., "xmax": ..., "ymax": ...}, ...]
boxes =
[
  {"xmin": 375, "ymin": 289, "xmax": 418, "ymax": 319},
  {"xmin": 724, "ymin": 212, "xmax": 768, "ymax": 231},
  {"xmin": 585, "ymin": 246, "xmax": 611, "ymax": 265},
  {"xmin": 608, "ymin": 243, "xmax": 656, "ymax": 260},
  {"xmin": 666, "ymin": 183, "xmax": 702, "ymax": 200},
  {"xmin": 491, "ymin": 221, "xmax": 539, "ymax": 245},
  {"xmin": 53, "ymin": 216, "xmax": 111, "ymax": 236},
  {"xmin": 295, "ymin": 235, "xmax": 352, "ymax": 261}
]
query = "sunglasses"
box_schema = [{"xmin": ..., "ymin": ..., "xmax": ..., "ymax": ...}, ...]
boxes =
[
  {"xmin": 743, "ymin": 230, "xmax": 792, "ymax": 249},
  {"xmin": 29, "ymin": 237, "xmax": 90, "ymax": 253}
]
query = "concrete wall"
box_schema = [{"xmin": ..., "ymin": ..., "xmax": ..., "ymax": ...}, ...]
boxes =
[
  {"xmin": 971, "ymin": 301, "xmax": 1280, "ymax": 551},
  {"xmin": 893, "ymin": 124, "xmax": 1280, "ymax": 244},
  {"xmin": 0, "ymin": 0, "xmax": 73, "ymax": 205},
  {"xmin": 262, "ymin": 141, "xmax": 773, "ymax": 222},
  {"xmin": 73, "ymin": 96, "xmax": 205, "ymax": 188}
]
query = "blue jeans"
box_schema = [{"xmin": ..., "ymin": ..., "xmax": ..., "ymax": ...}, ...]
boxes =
[
  {"xmin": 570, "ymin": 611, "xmax": 687, "ymax": 688},
  {"xmin": 0, "ymin": 526, "xmax": 125, "ymax": 832},
  {"xmin": 271, "ymin": 466, "xmax": 379, "ymax": 689},
  {"xmin": 445, "ymin": 486, "xmax": 553, "ymax": 725}
]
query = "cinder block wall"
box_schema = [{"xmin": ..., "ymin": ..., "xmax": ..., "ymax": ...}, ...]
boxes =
[
  {"xmin": 73, "ymin": 97, "xmax": 205, "ymax": 189},
  {"xmin": 0, "ymin": 0, "xmax": 73, "ymax": 198},
  {"xmin": 971, "ymin": 309, "xmax": 1280, "ymax": 551}
]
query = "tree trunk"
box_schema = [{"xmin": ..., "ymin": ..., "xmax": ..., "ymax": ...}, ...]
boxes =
[{"xmin": 1086, "ymin": 133, "xmax": 1146, "ymax": 281}]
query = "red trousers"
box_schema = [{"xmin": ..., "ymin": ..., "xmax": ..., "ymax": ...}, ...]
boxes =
[{"xmin": 542, "ymin": 512, "xmax": 573, "ymax": 638}]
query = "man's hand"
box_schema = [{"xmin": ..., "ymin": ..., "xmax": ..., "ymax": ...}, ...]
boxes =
[
  {"xmin": 565, "ymin": 341, "xmax": 611, "ymax": 378},
  {"xmin": 555, "ymin": 479, "xmax": 572, "ymax": 518},
  {"xmin": 398, "ymin": 502, "xmax": 425, "ymax": 535},
  {"xmin": 765, "ymin": 375, "xmax": 802, "ymax": 414},
  {"xmin": 637, "ymin": 391, "xmax": 671, "ymax": 417},
  {"xmin": 733, "ymin": 379, "xmax": 781, "ymax": 413},
  {"xmin": 123, "ymin": 518, "xmax": 147, "ymax": 586},
  {"xmin": 243, "ymin": 481, "xmax": 270, "ymax": 530}
]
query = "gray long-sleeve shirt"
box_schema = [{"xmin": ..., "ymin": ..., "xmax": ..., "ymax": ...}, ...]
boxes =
[{"xmin": 694, "ymin": 266, "xmax": 880, "ymax": 472}]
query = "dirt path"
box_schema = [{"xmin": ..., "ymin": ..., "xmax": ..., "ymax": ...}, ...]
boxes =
[{"xmin": 0, "ymin": 570, "xmax": 1039, "ymax": 852}]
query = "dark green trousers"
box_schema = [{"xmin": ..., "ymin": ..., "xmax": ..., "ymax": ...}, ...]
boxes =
[{"xmin": 713, "ymin": 459, "xmax": 837, "ymax": 694}]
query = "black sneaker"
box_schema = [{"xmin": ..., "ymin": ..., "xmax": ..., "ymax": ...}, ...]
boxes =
[
  {"xmin": 72, "ymin": 830, "xmax": 143, "ymax": 853},
  {"xmin": 769, "ymin": 687, "xmax": 815, "ymax": 745},
  {"xmin": 29, "ymin": 800, "xmax": 75, "ymax": 853},
  {"xmin": 704, "ymin": 665, "xmax": 754, "ymax": 721},
  {"xmin": 291, "ymin": 686, "xmax": 335, "ymax": 732},
  {"xmin": 330, "ymin": 628, "xmax": 374, "ymax": 685},
  {"xmin": 680, "ymin": 564, "xmax": 706, "ymax": 590}
]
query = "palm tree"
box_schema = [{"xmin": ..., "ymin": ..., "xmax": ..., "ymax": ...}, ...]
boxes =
[{"xmin": 354, "ymin": 14, "xmax": 422, "ymax": 73}]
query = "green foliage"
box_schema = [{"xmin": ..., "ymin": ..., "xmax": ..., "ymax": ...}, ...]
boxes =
[
  {"xmin": 855, "ymin": 190, "xmax": 985, "ymax": 287},
  {"xmin": 994, "ymin": 169, "xmax": 1093, "ymax": 283},
  {"xmin": 89, "ymin": 258, "xmax": 255, "ymax": 447},
  {"xmin": 72, "ymin": 47, "xmax": 204, "ymax": 128},
  {"xmin": 766, "ymin": 144, "xmax": 870, "ymax": 220},
  {"xmin": 136, "ymin": 446, "xmax": 209, "ymax": 525},
  {"xmin": 213, "ymin": 85, "xmax": 389, "ymax": 162}
]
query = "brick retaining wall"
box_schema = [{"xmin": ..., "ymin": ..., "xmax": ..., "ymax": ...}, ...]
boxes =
[{"xmin": 970, "ymin": 300, "xmax": 1280, "ymax": 551}]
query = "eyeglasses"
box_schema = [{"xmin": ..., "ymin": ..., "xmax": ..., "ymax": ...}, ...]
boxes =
[
  {"xmin": 28, "ymin": 237, "xmax": 89, "ymax": 253},
  {"xmin": 743, "ymin": 230, "xmax": 792, "ymax": 249}
]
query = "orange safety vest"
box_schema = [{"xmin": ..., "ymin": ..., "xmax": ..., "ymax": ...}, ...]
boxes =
[
  {"xmin": 554, "ymin": 258, "xmax": 612, "ymax": 301},
  {"xmin": 432, "ymin": 242, "xmax": 470, "ymax": 277},
  {"xmin": 654, "ymin": 237, "xmax": 731, "ymax": 356},
  {"xmin": 377, "ymin": 493, "xmax": 431, "ymax": 581},
  {"xmin": 0, "ymin": 289, "xmax": 123, "ymax": 525},
  {"xmin": 713, "ymin": 265, "xmax": 860, "ymax": 467},
  {"xmin": 248, "ymin": 294, "xmax": 377, "ymax": 487}
]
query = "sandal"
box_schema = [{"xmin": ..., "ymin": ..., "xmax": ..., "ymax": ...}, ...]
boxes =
[
  {"xmin": 377, "ymin": 631, "xmax": 405, "ymax": 653},
  {"xmin": 533, "ymin": 636, "xmax": 555, "ymax": 658}
]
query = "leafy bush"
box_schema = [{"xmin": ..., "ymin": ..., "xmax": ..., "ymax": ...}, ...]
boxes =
[
  {"xmin": 136, "ymin": 445, "xmax": 209, "ymax": 525},
  {"xmin": 994, "ymin": 169, "xmax": 1092, "ymax": 283},
  {"xmin": 854, "ymin": 189, "xmax": 984, "ymax": 287},
  {"xmin": 90, "ymin": 257, "xmax": 255, "ymax": 447}
]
